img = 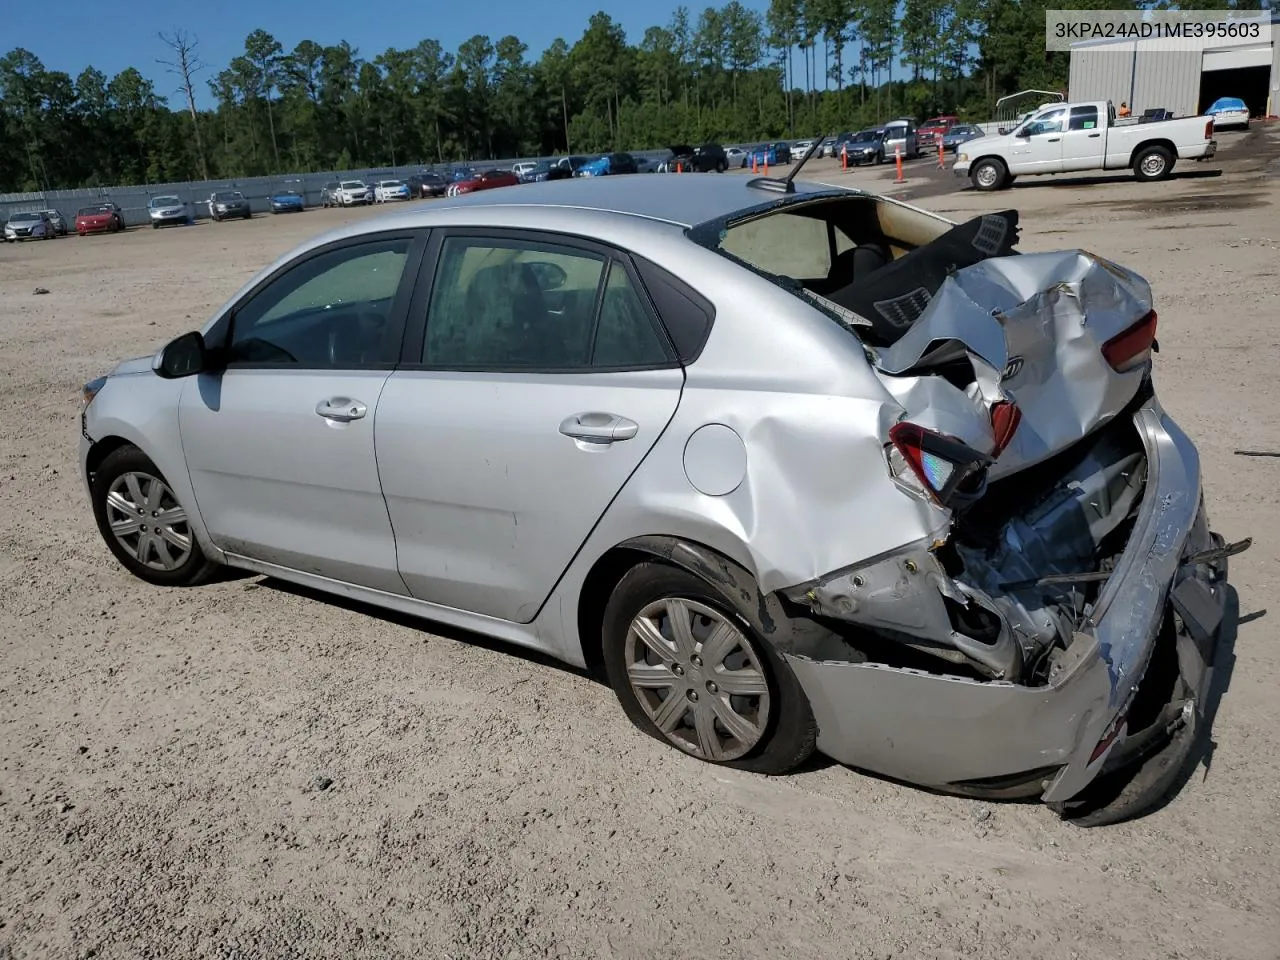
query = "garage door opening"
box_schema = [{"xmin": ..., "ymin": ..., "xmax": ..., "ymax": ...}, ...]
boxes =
[{"xmin": 1198, "ymin": 64, "xmax": 1272, "ymax": 117}]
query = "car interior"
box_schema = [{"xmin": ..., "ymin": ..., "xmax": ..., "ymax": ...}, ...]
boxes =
[{"xmin": 714, "ymin": 195, "xmax": 1021, "ymax": 347}]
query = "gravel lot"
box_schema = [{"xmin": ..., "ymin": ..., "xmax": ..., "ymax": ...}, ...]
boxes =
[{"xmin": 2, "ymin": 129, "xmax": 1279, "ymax": 959}]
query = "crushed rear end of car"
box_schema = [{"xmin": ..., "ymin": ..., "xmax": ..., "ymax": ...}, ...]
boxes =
[{"xmin": 696, "ymin": 192, "xmax": 1244, "ymax": 822}]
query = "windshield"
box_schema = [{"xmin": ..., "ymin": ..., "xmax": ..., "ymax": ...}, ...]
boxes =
[
  {"xmin": 854, "ymin": 130, "xmax": 881, "ymax": 141},
  {"xmin": 340, "ymin": 181, "xmax": 364, "ymax": 189},
  {"xmin": 213, "ymin": 192, "xmax": 242, "ymax": 201},
  {"xmin": 10, "ymin": 212, "xmax": 39, "ymax": 221},
  {"xmin": 382, "ymin": 180, "xmax": 404, "ymax": 187},
  {"xmin": 77, "ymin": 206, "xmax": 107, "ymax": 216},
  {"xmin": 151, "ymin": 196, "xmax": 181, "ymax": 206}
]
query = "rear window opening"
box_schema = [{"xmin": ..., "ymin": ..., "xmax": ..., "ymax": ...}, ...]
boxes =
[{"xmin": 696, "ymin": 194, "xmax": 1021, "ymax": 348}]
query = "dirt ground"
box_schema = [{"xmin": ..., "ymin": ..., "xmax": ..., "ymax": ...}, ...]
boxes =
[{"xmin": 2, "ymin": 128, "xmax": 1279, "ymax": 960}]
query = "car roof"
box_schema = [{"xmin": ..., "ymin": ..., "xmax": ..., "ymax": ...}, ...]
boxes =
[{"xmin": 329, "ymin": 175, "xmax": 848, "ymax": 232}]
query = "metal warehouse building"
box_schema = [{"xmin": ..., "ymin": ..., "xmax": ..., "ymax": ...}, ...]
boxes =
[{"xmin": 1069, "ymin": 9, "xmax": 1280, "ymax": 119}]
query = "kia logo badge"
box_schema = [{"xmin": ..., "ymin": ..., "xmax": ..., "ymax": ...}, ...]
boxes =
[{"xmin": 1003, "ymin": 356, "xmax": 1024, "ymax": 379}]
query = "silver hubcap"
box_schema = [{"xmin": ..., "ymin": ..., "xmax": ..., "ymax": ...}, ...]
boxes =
[
  {"xmin": 1141, "ymin": 153, "xmax": 1166, "ymax": 176},
  {"xmin": 104, "ymin": 471, "xmax": 192, "ymax": 571},
  {"xmin": 975, "ymin": 164, "xmax": 998, "ymax": 187},
  {"xmin": 624, "ymin": 597, "xmax": 771, "ymax": 761}
]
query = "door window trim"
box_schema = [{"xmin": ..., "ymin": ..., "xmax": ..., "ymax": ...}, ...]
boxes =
[
  {"xmin": 206, "ymin": 229, "xmax": 430, "ymax": 372},
  {"xmin": 398, "ymin": 226, "xmax": 682, "ymax": 374}
]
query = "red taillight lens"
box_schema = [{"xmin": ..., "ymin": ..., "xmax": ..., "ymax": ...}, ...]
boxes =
[
  {"xmin": 989, "ymin": 400, "xmax": 1022, "ymax": 456},
  {"xmin": 888, "ymin": 422, "xmax": 993, "ymax": 508},
  {"xmin": 1102, "ymin": 309, "xmax": 1157, "ymax": 372},
  {"xmin": 1089, "ymin": 711, "xmax": 1129, "ymax": 763},
  {"xmin": 1205, "ymin": 119, "xmax": 1213, "ymax": 139}
]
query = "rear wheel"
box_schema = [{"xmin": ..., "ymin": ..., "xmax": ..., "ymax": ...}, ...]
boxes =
[
  {"xmin": 715, "ymin": 160, "xmax": 727, "ymax": 173},
  {"xmin": 90, "ymin": 445, "xmax": 219, "ymax": 587},
  {"xmin": 1134, "ymin": 145, "xmax": 1174, "ymax": 182},
  {"xmin": 971, "ymin": 158, "xmax": 1008, "ymax": 191},
  {"xmin": 602, "ymin": 562, "xmax": 817, "ymax": 774}
]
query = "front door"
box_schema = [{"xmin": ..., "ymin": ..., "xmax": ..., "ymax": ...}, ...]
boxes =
[
  {"xmin": 375, "ymin": 230, "xmax": 684, "ymax": 623},
  {"xmin": 1007, "ymin": 107, "xmax": 1067, "ymax": 174},
  {"xmin": 180, "ymin": 232, "xmax": 423, "ymax": 593}
]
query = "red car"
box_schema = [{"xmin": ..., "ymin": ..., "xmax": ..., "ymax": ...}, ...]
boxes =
[
  {"xmin": 917, "ymin": 115, "xmax": 958, "ymax": 150},
  {"xmin": 76, "ymin": 202, "xmax": 126, "ymax": 236},
  {"xmin": 453, "ymin": 169, "xmax": 520, "ymax": 195}
]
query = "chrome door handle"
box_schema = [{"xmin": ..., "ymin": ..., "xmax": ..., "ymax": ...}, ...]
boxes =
[
  {"xmin": 559, "ymin": 412, "xmax": 639, "ymax": 443},
  {"xmin": 316, "ymin": 397, "xmax": 367, "ymax": 422}
]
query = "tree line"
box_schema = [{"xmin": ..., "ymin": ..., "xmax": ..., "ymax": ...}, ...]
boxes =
[{"xmin": 0, "ymin": 0, "xmax": 1262, "ymax": 192}]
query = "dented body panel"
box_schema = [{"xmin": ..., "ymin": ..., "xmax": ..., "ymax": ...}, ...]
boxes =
[{"xmin": 784, "ymin": 397, "xmax": 1217, "ymax": 801}]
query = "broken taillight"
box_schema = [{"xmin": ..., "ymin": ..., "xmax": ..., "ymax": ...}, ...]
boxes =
[
  {"xmin": 888, "ymin": 421, "xmax": 993, "ymax": 508},
  {"xmin": 1102, "ymin": 309, "xmax": 1158, "ymax": 373},
  {"xmin": 989, "ymin": 400, "xmax": 1022, "ymax": 456}
]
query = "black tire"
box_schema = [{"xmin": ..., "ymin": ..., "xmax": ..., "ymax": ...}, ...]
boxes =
[
  {"xmin": 243, "ymin": 211, "xmax": 251, "ymax": 220},
  {"xmin": 970, "ymin": 157, "xmax": 1008, "ymax": 191},
  {"xmin": 90, "ymin": 444, "xmax": 219, "ymax": 587},
  {"xmin": 715, "ymin": 160, "xmax": 727, "ymax": 173},
  {"xmin": 1133, "ymin": 145, "xmax": 1174, "ymax": 182},
  {"xmin": 601, "ymin": 562, "xmax": 817, "ymax": 775}
]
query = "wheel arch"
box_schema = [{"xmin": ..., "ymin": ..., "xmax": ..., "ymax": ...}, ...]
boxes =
[
  {"xmin": 1129, "ymin": 138, "xmax": 1176, "ymax": 168},
  {"xmin": 575, "ymin": 535, "xmax": 830, "ymax": 683},
  {"xmin": 85, "ymin": 434, "xmax": 137, "ymax": 485}
]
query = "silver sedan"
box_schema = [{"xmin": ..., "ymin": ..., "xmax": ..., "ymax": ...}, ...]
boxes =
[{"xmin": 79, "ymin": 176, "xmax": 1240, "ymax": 824}]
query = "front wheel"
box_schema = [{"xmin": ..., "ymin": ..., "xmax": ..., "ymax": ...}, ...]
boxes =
[
  {"xmin": 970, "ymin": 158, "xmax": 1008, "ymax": 191},
  {"xmin": 1134, "ymin": 145, "xmax": 1174, "ymax": 182},
  {"xmin": 715, "ymin": 160, "xmax": 726, "ymax": 173},
  {"xmin": 90, "ymin": 445, "xmax": 219, "ymax": 587},
  {"xmin": 602, "ymin": 562, "xmax": 817, "ymax": 774}
]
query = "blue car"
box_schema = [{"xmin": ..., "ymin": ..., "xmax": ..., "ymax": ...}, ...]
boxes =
[
  {"xmin": 1205, "ymin": 96, "xmax": 1250, "ymax": 130},
  {"xmin": 745, "ymin": 144, "xmax": 777, "ymax": 168},
  {"xmin": 575, "ymin": 153, "xmax": 640, "ymax": 177},
  {"xmin": 268, "ymin": 189, "xmax": 305, "ymax": 214}
]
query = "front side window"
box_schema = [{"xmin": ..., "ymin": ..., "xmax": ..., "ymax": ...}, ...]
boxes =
[
  {"xmin": 228, "ymin": 238, "xmax": 411, "ymax": 367},
  {"xmin": 423, "ymin": 236, "xmax": 670, "ymax": 369},
  {"xmin": 1025, "ymin": 109, "xmax": 1066, "ymax": 136}
]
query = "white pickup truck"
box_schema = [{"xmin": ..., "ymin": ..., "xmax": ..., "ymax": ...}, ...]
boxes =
[{"xmin": 953, "ymin": 100, "xmax": 1216, "ymax": 191}]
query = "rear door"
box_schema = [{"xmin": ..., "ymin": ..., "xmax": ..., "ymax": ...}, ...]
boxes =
[
  {"xmin": 375, "ymin": 229, "xmax": 685, "ymax": 623},
  {"xmin": 1060, "ymin": 104, "xmax": 1105, "ymax": 171}
]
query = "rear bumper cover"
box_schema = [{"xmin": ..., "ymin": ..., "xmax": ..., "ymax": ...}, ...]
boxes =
[{"xmin": 784, "ymin": 397, "xmax": 1225, "ymax": 804}]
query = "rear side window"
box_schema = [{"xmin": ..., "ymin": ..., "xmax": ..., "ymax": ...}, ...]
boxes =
[
  {"xmin": 1070, "ymin": 106, "xmax": 1099, "ymax": 130},
  {"xmin": 422, "ymin": 236, "xmax": 673, "ymax": 370}
]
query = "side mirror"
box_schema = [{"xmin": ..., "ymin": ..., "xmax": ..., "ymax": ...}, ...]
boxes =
[
  {"xmin": 997, "ymin": 127, "xmax": 1009, "ymax": 136},
  {"xmin": 155, "ymin": 330, "xmax": 211, "ymax": 379}
]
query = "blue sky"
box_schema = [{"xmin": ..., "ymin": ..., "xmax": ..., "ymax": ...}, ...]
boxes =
[{"xmin": 6, "ymin": 0, "xmax": 777, "ymax": 109}]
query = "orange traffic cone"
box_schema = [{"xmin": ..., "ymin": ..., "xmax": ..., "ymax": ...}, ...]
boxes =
[
  {"xmin": 763, "ymin": 156, "xmax": 769, "ymax": 175},
  {"xmin": 751, "ymin": 154, "xmax": 757, "ymax": 173},
  {"xmin": 894, "ymin": 145, "xmax": 906, "ymax": 184},
  {"xmin": 937, "ymin": 141, "xmax": 945, "ymax": 169},
  {"xmin": 841, "ymin": 144, "xmax": 848, "ymax": 171},
  {"xmin": 676, "ymin": 161, "xmax": 682, "ymax": 173}
]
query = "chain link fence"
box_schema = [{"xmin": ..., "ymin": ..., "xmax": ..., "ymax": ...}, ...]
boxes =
[{"xmin": 0, "ymin": 150, "xmax": 680, "ymax": 227}]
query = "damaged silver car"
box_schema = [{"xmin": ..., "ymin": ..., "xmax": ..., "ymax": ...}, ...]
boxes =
[{"xmin": 78, "ymin": 173, "xmax": 1245, "ymax": 824}]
